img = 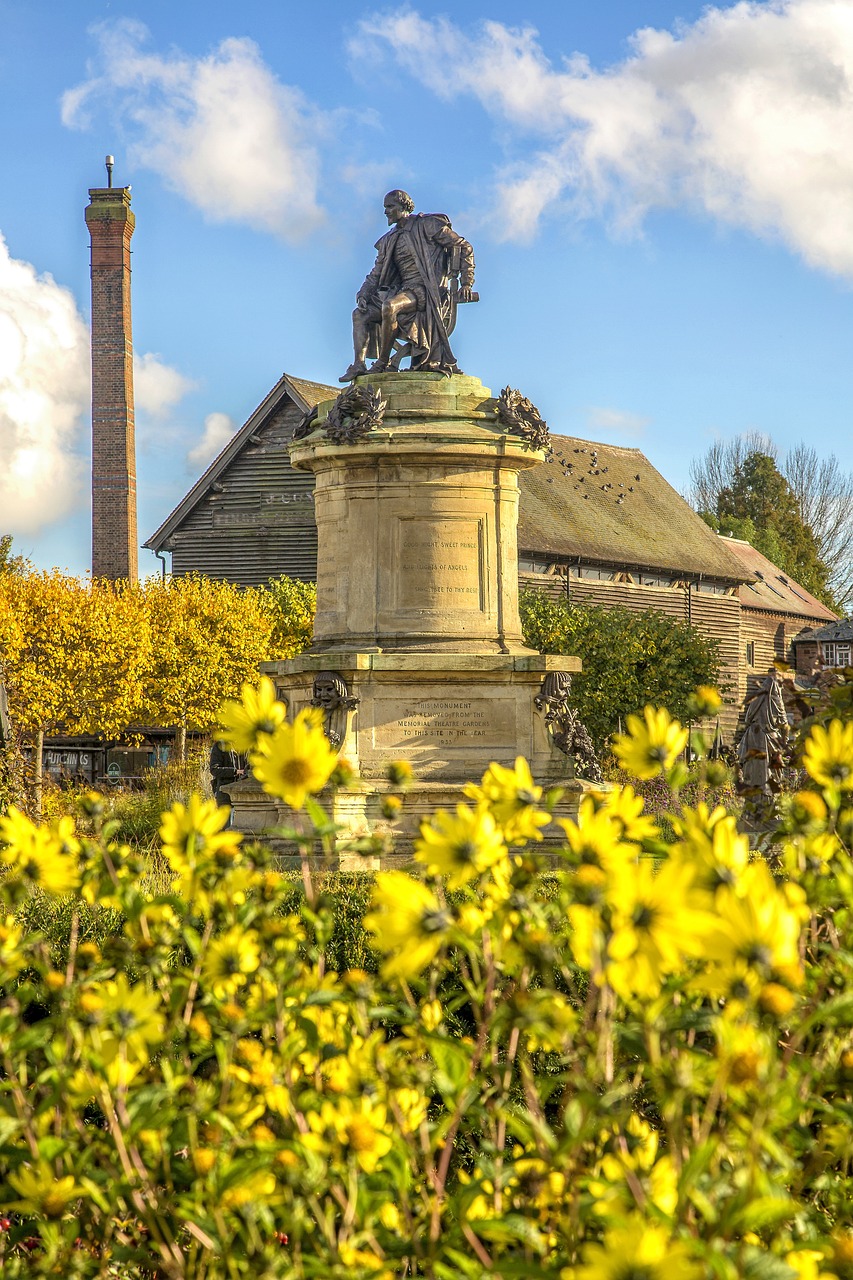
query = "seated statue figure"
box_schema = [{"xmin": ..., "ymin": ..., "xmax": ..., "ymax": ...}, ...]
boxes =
[{"xmin": 340, "ymin": 190, "xmax": 476, "ymax": 381}]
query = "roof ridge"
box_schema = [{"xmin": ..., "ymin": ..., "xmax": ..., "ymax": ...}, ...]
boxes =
[{"xmin": 550, "ymin": 432, "xmax": 644, "ymax": 456}]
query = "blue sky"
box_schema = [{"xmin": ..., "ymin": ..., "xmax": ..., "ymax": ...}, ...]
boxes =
[{"xmin": 1, "ymin": 0, "xmax": 852, "ymax": 579}]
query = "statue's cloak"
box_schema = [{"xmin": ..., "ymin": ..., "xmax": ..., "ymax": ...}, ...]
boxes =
[{"xmin": 364, "ymin": 214, "xmax": 458, "ymax": 372}]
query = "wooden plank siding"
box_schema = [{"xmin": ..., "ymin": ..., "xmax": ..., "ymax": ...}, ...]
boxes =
[
  {"xmin": 170, "ymin": 399, "xmax": 318, "ymax": 587},
  {"xmin": 740, "ymin": 610, "xmax": 821, "ymax": 697},
  {"xmin": 518, "ymin": 573, "xmax": 742, "ymax": 737}
]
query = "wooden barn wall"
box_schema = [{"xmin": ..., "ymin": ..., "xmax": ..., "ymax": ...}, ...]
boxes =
[
  {"xmin": 171, "ymin": 400, "xmax": 320, "ymax": 587},
  {"xmin": 740, "ymin": 611, "xmax": 826, "ymax": 694},
  {"xmin": 518, "ymin": 574, "xmax": 742, "ymax": 739}
]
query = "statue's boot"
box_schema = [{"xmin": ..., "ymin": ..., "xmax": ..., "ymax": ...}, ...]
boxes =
[
  {"xmin": 367, "ymin": 359, "xmax": 390, "ymax": 374},
  {"xmin": 339, "ymin": 361, "xmax": 367, "ymax": 383}
]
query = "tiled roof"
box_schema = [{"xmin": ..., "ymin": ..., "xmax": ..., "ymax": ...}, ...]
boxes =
[
  {"xmin": 793, "ymin": 617, "xmax": 853, "ymax": 644},
  {"xmin": 721, "ymin": 538, "xmax": 837, "ymax": 623},
  {"xmin": 285, "ymin": 376, "xmax": 339, "ymax": 408},
  {"xmin": 516, "ymin": 435, "xmax": 749, "ymax": 581}
]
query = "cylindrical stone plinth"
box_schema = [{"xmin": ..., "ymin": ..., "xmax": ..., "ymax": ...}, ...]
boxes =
[{"xmin": 289, "ymin": 372, "xmax": 542, "ymax": 654}]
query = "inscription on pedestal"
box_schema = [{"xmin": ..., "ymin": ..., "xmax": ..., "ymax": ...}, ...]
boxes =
[
  {"xmin": 397, "ymin": 518, "xmax": 484, "ymax": 611},
  {"xmin": 374, "ymin": 696, "xmax": 513, "ymax": 751},
  {"xmin": 317, "ymin": 520, "xmax": 346, "ymax": 611}
]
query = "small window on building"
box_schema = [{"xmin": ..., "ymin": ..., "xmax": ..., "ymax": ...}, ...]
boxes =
[
  {"xmin": 519, "ymin": 557, "xmax": 554, "ymax": 575},
  {"xmin": 746, "ymin": 641, "xmax": 755, "ymax": 666},
  {"xmin": 825, "ymin": 642, "xmax": 852, "ymax": 667}
]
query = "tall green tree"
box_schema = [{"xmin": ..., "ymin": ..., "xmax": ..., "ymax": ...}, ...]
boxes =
[
  {"xmin": 689, "ymin": 439, "xmax": 849, "ymax": 609},
  {"xmin": 700, "ymin": 451, "xmax": 836, "ymax": 609}
]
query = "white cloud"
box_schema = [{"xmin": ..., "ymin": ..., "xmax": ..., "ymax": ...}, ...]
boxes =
[
  {"xmin": 585, "ymin": 407, "xmax": 651, "ymax": 435},
  {"xmin": 187, "ymin": 411, "xmax": 236, "ymax": 469},
  {"xmin": 62, "ymin": 20, "xmax": 326, "ymax": 239},
  {"xmin": 0, "ymin": 234, "xmax": 88, "ymax": 536},
  {"xmin": 134, "ymin": 352, "xmax": 196, "ymax": 419},
  {"xmin": 354, "ymin": 1, "xmax": 853, "ymax": 277}
]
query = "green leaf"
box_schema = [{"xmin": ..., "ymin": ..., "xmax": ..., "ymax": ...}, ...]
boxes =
[
  {"xmin": 740, "ymin": 1246, "xmax": 798, "ymax": 1280},
  {"xmin": 427, "ymin": 1035, "xmax": 471, "ymax": 1095},
  {"xmin": 473, "ymin": 1213, "xmax": 548, "ymax": 1254}
]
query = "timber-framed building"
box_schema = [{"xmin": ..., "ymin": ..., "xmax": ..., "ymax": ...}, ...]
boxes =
[{"xmin": 145, "ymin": 373, "xmax": 837, "ymax": 738}]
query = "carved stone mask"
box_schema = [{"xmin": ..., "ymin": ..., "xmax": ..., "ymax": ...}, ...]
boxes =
[{"xmin": 312, "ymin": 672, "xmax": 348, "ymax": 710}]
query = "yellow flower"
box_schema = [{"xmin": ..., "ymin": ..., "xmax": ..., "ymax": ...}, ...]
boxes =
[
  {"xmin": 421, "ymin": 998, "xmax": 443, "ymax": 1031},
  {"xmin": 785, "ymin": 1249, "xmax": 837, "ymax": 1280},
  {"xmin": 392, "ymin": 1086, "xmax": 428, "ymax": 1133},
  {"xmin": 573, "ymin": 1220, "xmax": 701, "ymax": 1279},
  {"xmin": 0, "ymin": 915, "xmax": 25, "ymax": 980},
  {"xmin": 567, "ymin": 903, "xmax": 604, "ymax": 974},
  {"xmin": 414, "ymin": 803, "xmax": 508, "ymax": 887},
  {"xmin": 703, "ymin": 862, "xmax": 803, "ymax": 984},
  {"xmin": 590, "ymin": 784, "xmax": 659, "ymax": 844},
  {"xmin": 193, "ymin": 1148, "xmax": 216, "ymax": 1175},
  {"xmin": 672, "ymin": 808, "xmax": 750, "ymax": 896},
  {"xmin": 559, "ymin": 800, "xmax": 637, "ymax": 893},
  {"xmin": 463, "ymin": 757, "xmax": 551, "ymax": 843},
  {"xmin": 50, "ymin": 814, "xmax": 81, "ymax": 857},
  {"xmin": 688, "ymin": 684, "xmax": 723, "ymax": 717},
  {"xmin": 365, "ymin": 871, "xmax": 450, "ymax": 979},
  {"xmin": 714, "ymin": 1017, "xmax": 772, "ymax": 1085},
  {"xmin": 613, "ymin": 707, "xmax": 689, "ymax": 780},
  {"xmin": 759, "ymin": 981, "xmax": 797, "ymax": 1017},
  {"xmin": 217, "ymin": 675, "xmax": 287, "ymax": 753},
  {"xmin": 803, "ymin": 720, "xmax": 853, "ymax": 792},
  {"xmin": 604, "ymin": 858, "xmax": 711, "ymax": 1000},
  {"xmin": 251, "ymin": 707, "xmax": 338, "ymax": 809},
  {"xmin": 0, "ymin": 807, "xmax": 80, "ymax": 894},
  {"xmin": 305, "ymin": 1097, "xmax": 392, "ymax": 1172},
  {"xmin": 159, "ymin": 795, "xmax": 241, "ymax": 879},
  {"xmin": 8, "ymin": 1162, "xmax": 82, "ymax": 1217},
  {"xmin": 202, "ymin": 927, "xmax": 261, "ymax": 997},
  {"xmin": 649, "ymin": 1153, "xmax": 679, "ymax": 1216},
  {"xmin": 220, "ymin": 1168, "xmax": 277, "ymax": 1209},
  {"xmin": 98, "ymin": 974, "xmax": 165, "ymax": 1057},
  {"xmin": 339, "ymin": 1244, "xmax": 392, "ymax": 1277},
  {"xmin": 379, "ymin": 1201, "xmax": 401, "ymax": 1231},
  {"xmin": 386, "ymin": 760, "xmax": 413, "ymax": 786}
]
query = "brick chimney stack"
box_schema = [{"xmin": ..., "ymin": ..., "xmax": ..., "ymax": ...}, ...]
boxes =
[{"xmin": 85, "ymin": 177, "xmax": 138, "ymax": 583}]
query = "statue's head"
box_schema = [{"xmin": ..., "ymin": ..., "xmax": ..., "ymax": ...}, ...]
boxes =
[
  {"xmin": 384, "ymin": 190, "xmax": 415, "ymax": 223},
  {"xmin": 312, "ymin": 671, "xmax": 349, "ymax": 711}
]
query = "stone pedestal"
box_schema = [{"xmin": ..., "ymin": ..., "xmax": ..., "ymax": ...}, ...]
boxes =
[
  {"xmin": 232, "ymin": 371, "xmax": 591, "ymax": 865},
  {"xmin": 300, "ymin": 372, "xmax": 536, "ymax": 655}
]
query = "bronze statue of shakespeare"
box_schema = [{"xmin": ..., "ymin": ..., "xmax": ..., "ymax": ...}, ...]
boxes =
[{"xmin": 340, "ymin": 190, "xmax": 477, "ymax": 382}]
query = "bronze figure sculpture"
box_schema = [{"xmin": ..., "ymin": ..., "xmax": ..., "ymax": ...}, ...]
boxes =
[{"xmin": 340, "ymin": 190, "xmax": 477, "ymax": 382}]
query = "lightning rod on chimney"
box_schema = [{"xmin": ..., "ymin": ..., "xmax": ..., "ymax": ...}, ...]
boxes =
[{"xmin": 105, "ymin": 154, "xmax": 114, "ymax": 187}]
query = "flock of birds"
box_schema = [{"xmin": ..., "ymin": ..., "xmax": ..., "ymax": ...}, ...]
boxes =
[{"xmin": 543, "ymin": 444, "xmax": 641, "ymax": 506}]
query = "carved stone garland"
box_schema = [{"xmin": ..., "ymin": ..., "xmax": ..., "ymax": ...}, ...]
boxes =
[
  {"xmin": 496, "ymin": 386, "xmax": 550, "ymax": 452},
  {"xmin": 292, "ymin": 405, "xmax": 318, "ymax": 441},
  {"xmin": 324, "ymin": 384, "xmax": 387, "ymax": 445}
]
